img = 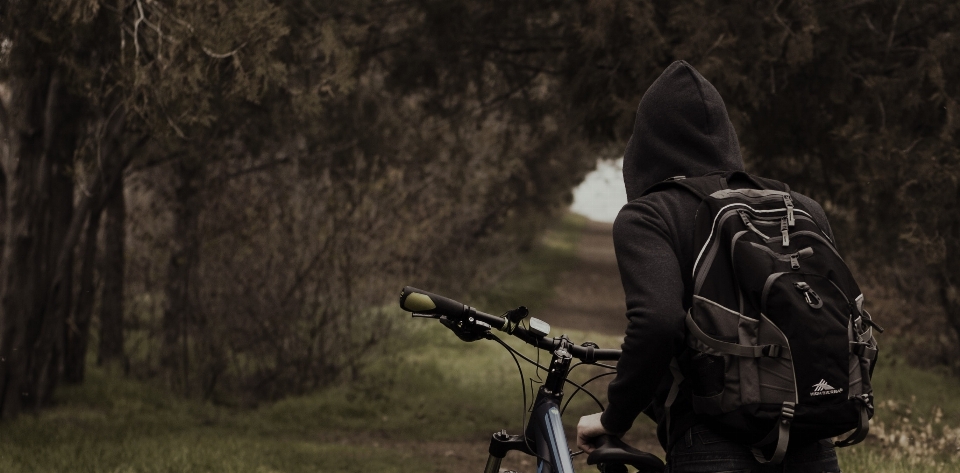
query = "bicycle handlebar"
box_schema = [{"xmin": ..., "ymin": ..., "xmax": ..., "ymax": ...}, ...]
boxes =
[
  {"xmin": 399, "ymin": 286, "xmax": 621, "ymax": 362},
  {"xmin": 399, "ymin": 286, "xmax": 470, "ymax": 318}
]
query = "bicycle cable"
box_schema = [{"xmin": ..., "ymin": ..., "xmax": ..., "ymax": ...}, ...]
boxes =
[
  {"xmin": 560, "ymin": 371, "xmax": 617, "ymax": 415},
  {"xmin": 498, "ymin": 336, "xmax": 530, "ymax": 444},
  {"xmin": 562, "ymin": 377, "xmax": 605, "ymax": 411},
  {"xmin": 488, "ymin": 333, "xmax": 607, "ymax": 412},
  {"xmin": 489, "ymin": 333, "xmax": 553, "ymax": 467},
  {"xmin": 490, "ymin": 334, "xmax": 550, "ymax": 371},
  {"xmin": 569, "ymin": 360, "xmax": 618, "ymax": 374},
  {"xmin": 527, "ymin": 378, "xmax": 541, "ymax": 413},
  {"xmin": 487, "ymin": 332, "xmax": 617, "ymax": 468}
]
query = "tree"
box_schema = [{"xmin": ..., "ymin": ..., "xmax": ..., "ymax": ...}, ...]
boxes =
[
  {"xmin": 557, "ymin": 0, "xmax": 960, "ymax": 364},
  {"xmin": 0, "ymin": 0, "xmax": 102, "ymax": 416}
]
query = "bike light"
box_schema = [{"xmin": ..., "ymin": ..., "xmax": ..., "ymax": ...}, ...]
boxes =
[{"xmin": 528, "ymin": 317, "xmax": 550, "ymax": 337}]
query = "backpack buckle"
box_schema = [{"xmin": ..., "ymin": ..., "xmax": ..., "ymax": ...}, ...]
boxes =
[
  {"xmin": 781, "ymin": 402, "xmax": 795, "ymax": 420},
  {"xmin": 762, "ymin": 345, "xmax": 783, "ymax": 358},
  {"xmin": 850, "ymin": 341, "xmax": 878, "ymax": 360}
]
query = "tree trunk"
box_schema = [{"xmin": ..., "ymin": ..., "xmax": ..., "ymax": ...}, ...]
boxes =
[
  {"xmin": 0, "ymin": 62, "xmax": 82, "ymax": 416},
  {"xmin": 31, "ymin": 142, "xmax": 74, "ymax": 406},
  {"xmin": 0, "ymin": 62, "xmax": 55, "ymax": 418},
  {"xmin": 98, "ymin": 180, "xmax": 127, "ymax": 369},
  {"xmin": 63, "ymin": 210, "xmax": 102, "ymax": 384},
  {"xmin": 941, "ymin": 272, "xmax": 960, "ymax": 347},
  {"xmin": 161, "ymin": 161, "xmax": 203, "ymax": 393},
  {"xmin": 0, "ymin": 168, "xmax": 6, "ymax": 258},
  {"xmin": 938, "ymin": 183, "xmax": 960, "ymax": 349}
]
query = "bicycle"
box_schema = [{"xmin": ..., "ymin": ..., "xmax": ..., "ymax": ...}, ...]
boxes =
[{"xmin": 399, "ymin": 286, "xmax": 666, "ymax": 473}]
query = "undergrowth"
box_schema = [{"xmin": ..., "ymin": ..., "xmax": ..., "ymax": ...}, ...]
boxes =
[{"xmin": 1, "ymin": 214, "xmax": 958, "ymax": 472}]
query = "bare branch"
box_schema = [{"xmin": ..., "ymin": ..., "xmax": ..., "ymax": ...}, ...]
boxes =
[
  {"xmin": 149, "ymin": 1, "xmax": 196, "ymax": 33},
  {"xmin": 771, "ymin": 0, "xmax": 795, "ymax": 39},
  {"xmin": 701, "ymin": 33, "xmax": 727, "ymax": 59},
  {"xmin": 134, "ymin": 0, "xmax": 145, "ymax": 59},
  {"xmin": 833, "ymin": 0, "xmax": 878, "ymax": 11},
  {"xmin": 202, "ymin": 42, "xmax": 247, "ymax": 59},
  {"xmin": 0, "ymin": 89, "xmax": 9, "ymax": 136},
  {"xmin": 211, "ymin": 157, "xmax": 291, "ymax": 184},
  {"xmin": 166, "ymin": 114, "xmax": 186, "ymax": 139},
  {"xmin": 885, "ymin": 0, "xmax": 905, "ymax": 57}
]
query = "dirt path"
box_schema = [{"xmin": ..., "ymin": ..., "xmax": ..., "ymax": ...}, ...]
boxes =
[
  {"xmin": 543, "ymin": 220, "xmax": 627, "ymax": 336},
  {"xmin": 387, "ymin": 219, "xmax": 664, "ymax": 472}
]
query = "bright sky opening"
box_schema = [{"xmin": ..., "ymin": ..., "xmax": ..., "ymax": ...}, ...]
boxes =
[{"xmin": 570, "ymin": 158, "xmax": 626, "ymax": 223}]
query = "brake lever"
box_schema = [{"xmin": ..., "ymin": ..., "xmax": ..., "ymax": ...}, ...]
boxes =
[
  {"xmin": 439, "ymin": 315, "xmax": 490, "ymax": 342},
  {"xmin": 411, "ymin": 313, "xmax": 442, "ymax": 319}
]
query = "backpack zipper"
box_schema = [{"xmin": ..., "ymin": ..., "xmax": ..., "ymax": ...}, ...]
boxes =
[
  {"xmin": 765, "ymin": 231, "xmax": 843, "ymax": 261},
  {"xmin": 739, "ymin": 210, "xmax": 771, "ymax": 239},
  {"xmin": 783, "ymin": 195, "xmax": 796, "ymax": 226},
  {"xmin": 748, "ymin": 243, "xmax": 814, "ymax": 270},
  {"xmin": 693, "ymin": 204, "xmax": 831, "ymax": 284},
  {"xmin": 780, "ymin": 218, "xmax": 790, "ymax": 247}
]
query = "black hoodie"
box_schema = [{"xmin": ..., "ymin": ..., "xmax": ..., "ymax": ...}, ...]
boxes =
[{"xmin": 600, "ymin": 61, "xmax": 833, "ymax": 449}]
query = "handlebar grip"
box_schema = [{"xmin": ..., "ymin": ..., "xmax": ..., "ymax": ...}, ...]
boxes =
[{"xmin": 399, "ymin": 286, "xmax": 468, "ymax": 319}]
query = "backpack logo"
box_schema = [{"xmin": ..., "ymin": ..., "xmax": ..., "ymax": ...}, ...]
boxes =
[{"xmin": 810, "ymin": 379, "xmax": 843, "ymax": 396}]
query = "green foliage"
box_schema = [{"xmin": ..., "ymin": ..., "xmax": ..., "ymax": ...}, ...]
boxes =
[
  {"xmin": 5, "ymin": 0, "xmax": 607, "ymax": 405},
  {"xmin": 0, "ymin": 215, "xmax": 592, "ymax": 471},
  {"xmin": 3, "ymin": 319, "xmax": 958, "ymax": 471},
  {"xmin": 4, "ymin": 0, "xmax": 960, "ymax": 420}
]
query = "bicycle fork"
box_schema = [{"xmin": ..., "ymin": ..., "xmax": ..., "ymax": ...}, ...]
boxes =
[
  {"xmin": 484, "ymin": 338, "xmax": 575, "ymax": 473},
  {"xmin": 484, "ymin": 430, "xmax": 530, "ymax": 473}
]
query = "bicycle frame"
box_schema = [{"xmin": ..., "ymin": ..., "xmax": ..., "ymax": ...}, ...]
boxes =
[
  {"xmin": 484, "ymin": 336, "xmax": 577, "ymax": 473},
  {"xmin": 397, "ymin": 286, "xmax": 652, "ymax": 473}
]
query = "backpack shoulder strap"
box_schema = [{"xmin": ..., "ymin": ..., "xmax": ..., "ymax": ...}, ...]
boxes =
[
  {"xmin": 640, "ymin": 173, "xmax": 729, "ymax": 200},
  {"xmin": 638, "ymin": 171, "xmax": 791, "ymax": 200},
  {"xmin": 727, "ymin": 171, "xmax": 791, "ymax": 193}
]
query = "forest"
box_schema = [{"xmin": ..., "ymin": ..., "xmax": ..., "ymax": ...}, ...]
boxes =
[{"xmin": 1, "ymin": 0, "xmax": 958, "ymax": 438}]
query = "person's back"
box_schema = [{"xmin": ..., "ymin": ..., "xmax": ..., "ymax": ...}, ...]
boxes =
[{"xmin": 576, "ymin": 60, "xmax": 843, "ymax": 472}]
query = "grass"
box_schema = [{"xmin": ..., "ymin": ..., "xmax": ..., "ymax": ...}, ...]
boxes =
[
  {"xmin": 1, "ymin": 212, "xmax": 958, "ymax": 472},
  {"xmin": 0, "ymin": 213, "xmax": 591, "ymax": 473},
  {"xmin": 474, "ymin": 212, "xmax": 588, "ymax": 313},
  {"xmin": 837, "ymin": 355, "xmax": 960, "ymax": 472}
]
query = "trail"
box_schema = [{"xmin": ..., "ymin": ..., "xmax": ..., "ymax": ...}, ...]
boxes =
[
  {"xmin": 542, "ymin": 220, "xmax": 627, "ymax": 336},
  {"xmin": 540, "ymin": 218, "xmax": 666, "ymax": 460}
]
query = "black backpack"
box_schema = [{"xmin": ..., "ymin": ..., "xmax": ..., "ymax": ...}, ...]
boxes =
[{"xmin": 647, "ymin": 171, "xmax": 881, "ymax": 464}]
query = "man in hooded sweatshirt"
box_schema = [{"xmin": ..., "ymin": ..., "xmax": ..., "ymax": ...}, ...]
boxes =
[{"xmin": 576, "ymin": 61, "xmax": 842, "ymax": 472}]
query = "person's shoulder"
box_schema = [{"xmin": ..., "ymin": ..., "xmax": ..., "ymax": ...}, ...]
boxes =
[
  {"xmin": 614, "ymin": 187, "xmax": 700, "ymax": 235},
  {"xmin": 788, "ymin": 191, "xmax": 828, "ymax": 222},
  {"xmin": 788, "ymin": 191, "xmax": 835, "ymax": 240},
  {"xmin": 622, "ymin": 186, "xmax": 701, "ymax": 213},
  {"xmin": 789, "ymin": 191, "xmax": 824, "ymax": 213}
]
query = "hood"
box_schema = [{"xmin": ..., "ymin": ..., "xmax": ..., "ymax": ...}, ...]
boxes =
[{"xmin": 622, "ymin": 60, "xmax": 744, "ymax": 201}]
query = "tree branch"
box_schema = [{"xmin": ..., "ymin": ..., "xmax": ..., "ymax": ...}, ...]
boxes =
[
  {"xmin": 202, "ymin": 42, "xmax": 247, "ymax": 59},
  {"xmin": 885, "ymin": 0, "xmax": 906, "ymax": 58}
]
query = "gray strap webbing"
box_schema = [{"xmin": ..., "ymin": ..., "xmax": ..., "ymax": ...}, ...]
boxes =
[
  {"xmin": 835, "ymin": 402, "xmax": 871, "ymax": 448},
  {"xmin": 850, "ymin": 342, "xmax": 878, "ymax": 361},
  {"xmin": 751, "ymin": 402, "xmax": 794, "ymax": 465},
  {"xmin": 663, "ymin": 358, "xmax": 684, "ymax": 441},
  {"xmin": 686, "ymin": 312, "xmax": 790, "ymax": 359}
]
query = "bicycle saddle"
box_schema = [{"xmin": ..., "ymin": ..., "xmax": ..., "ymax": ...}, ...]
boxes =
[{"xmin": 586, "ymin": 435, "xmax": 665, "ymax": 473}]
